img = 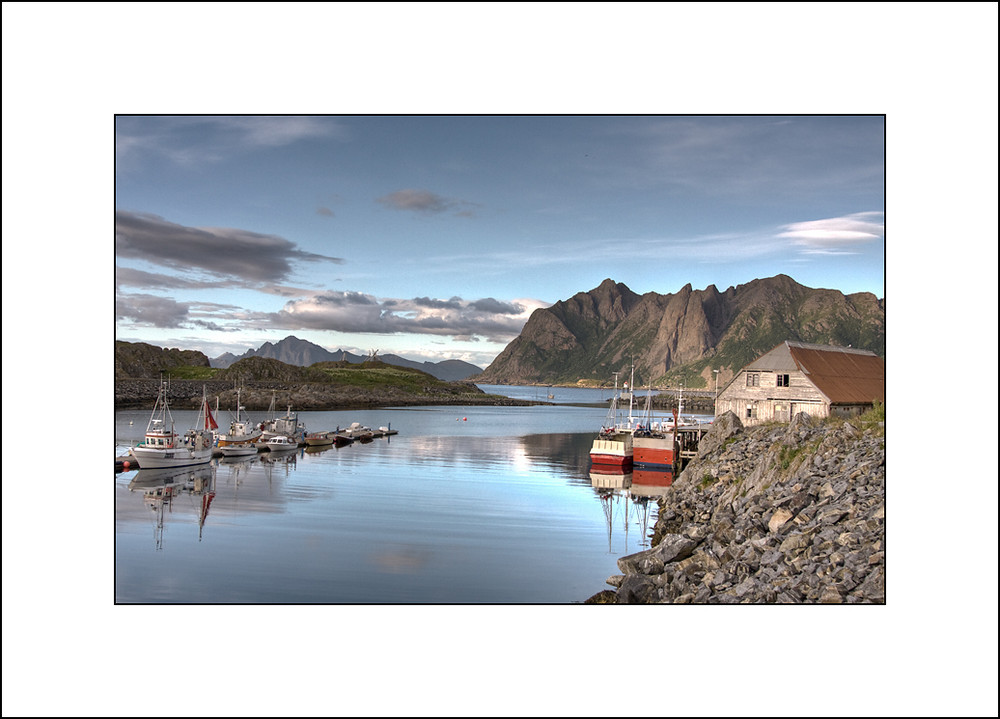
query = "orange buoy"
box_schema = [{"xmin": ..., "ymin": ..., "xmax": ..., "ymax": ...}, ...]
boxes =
[{"xmin": 123, "ymin": 460, "xmax": 130, "ymax": 470}]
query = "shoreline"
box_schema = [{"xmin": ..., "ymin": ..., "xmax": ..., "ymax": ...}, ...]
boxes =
[{"xmin": 115, "ymin": 378, "xmax": 549, "ymax": 412}]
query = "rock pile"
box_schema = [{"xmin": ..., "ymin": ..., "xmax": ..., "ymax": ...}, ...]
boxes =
[{"xmin": 588, "ymin": 411, "xmax": 885, "ymax": 604}]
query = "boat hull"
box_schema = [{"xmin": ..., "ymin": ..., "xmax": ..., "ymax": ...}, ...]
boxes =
[
  {"xmin": 216, "ymin": 432, "xmax": 262, "ymax": 447},
  {"xmin": 219, "ymin": 444, "xmax": 259, "ymax": 457},
  {"xmin": 632, "ymin": 434, "xmax": 676, "ymax": 470},
  {"xmin": 130, "ymin": 446, "xmax": 213, "ymax": 469},
  {"xmin": 589, "ymin": 435, "xmax": 633, "ymax": 469}
]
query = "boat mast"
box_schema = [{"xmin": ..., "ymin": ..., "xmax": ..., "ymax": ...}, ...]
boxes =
[{"xmin": 627, "ymin": 362, "xmax": 636, "ymax": 428}]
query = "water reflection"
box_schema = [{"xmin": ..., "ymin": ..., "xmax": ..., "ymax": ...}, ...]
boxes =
[
  {"xmin": 116, "ymin": 402, "xmax": 676, "ymax": 602},
  {"xmin": 589, "ymin": 466, "xmax": 673, "ymax": 552},
  {"xmin": 128, "ymin": 464, "xmax": 216, "ymax": 549}
]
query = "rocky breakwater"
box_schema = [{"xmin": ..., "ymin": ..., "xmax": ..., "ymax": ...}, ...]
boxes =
[{"xmin": 587, "ymin": 410, "xmax": 885, "ymax": 604}]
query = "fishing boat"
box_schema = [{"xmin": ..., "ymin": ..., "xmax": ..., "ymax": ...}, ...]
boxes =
[
  {"xmin": 259, "ymin": 391, "xmax": 307, "ymax": 444},
  {"xmin": 215, "ymin": 386, "xmax": 262, "ymax": 447},
  {"xmin": 631, "ymin": 386, "xmax": 678, "ymax": 471},
  {"xmin": 219, "ymin": 441, "xmax": 259, "ymax": 457},
  {"xmin": 264, "ymin": 435, "xmax": 298, "ymax": 452},
  {"xmin": 129, "ymin": 382, "xmax": 216, "ymax": 469},
  {"xmin": 589, "ymin": 369, "xmax": 637, "ymax": 470}
]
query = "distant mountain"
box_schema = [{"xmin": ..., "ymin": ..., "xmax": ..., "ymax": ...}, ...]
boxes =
[
  {"xmin": 211, "ymin": 335, "xmax": 483, "ymax": 381},
  {"xmin": 476, "ymin": 274, "xmax": 885, "ymax": 388}
]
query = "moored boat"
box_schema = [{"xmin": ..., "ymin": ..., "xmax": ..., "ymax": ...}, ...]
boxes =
[
  {"xmin": 129, "ymin": 382, "xmax": 216, "ymax": 469},
  {"xmin": 632, "ymin": 389, "xmax": 678, "ymax": 470},
  {"xmin": 304, "ymin": 431, "xmax": 336, "ymax": 447},
  {"xmin": 265, "ymin": 435, "xmax": 298, "ymax": 452},
  {"xmin": 219, "ymin": 441, "xmax": 259, "ymax": 457},
  {"xmin": 215, "ymin": 386, "xmax": 262, "ymax": 447},
  {"xmin": 342, "ymin": 421, "xmax": 375, "ymax": 442},
  {"xmin": 259, "ymin": 392, "xmax": 307, "ymax": 444},
  {"xmin": 589, "ymin": 369, "xmax": 637, "ymax": 470}
]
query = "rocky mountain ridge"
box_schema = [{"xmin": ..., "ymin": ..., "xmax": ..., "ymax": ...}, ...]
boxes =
[
  {"xmin": 477, "ymin": 274, "xmax": 885, "ymax": 388},
  {"xmin": 211, "ymin": 335, "xmax": 482, "ymax": 381}
]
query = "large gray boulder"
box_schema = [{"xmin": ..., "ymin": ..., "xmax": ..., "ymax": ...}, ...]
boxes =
[{"xmin": 696, "ymin": 410, "xmax": 743, "ymax": 457}]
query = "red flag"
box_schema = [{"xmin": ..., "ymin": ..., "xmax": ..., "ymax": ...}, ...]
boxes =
[{"xmin": 205, "ymin": 399, "xmax": 219, "ymax": 430}]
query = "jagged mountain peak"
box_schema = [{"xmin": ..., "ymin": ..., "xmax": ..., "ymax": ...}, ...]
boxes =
[{"xmin": 477, "ymin": 275, "xmax": 884, "ymax": 388}]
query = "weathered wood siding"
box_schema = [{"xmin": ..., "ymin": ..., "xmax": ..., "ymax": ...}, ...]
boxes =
[{"xmin": 716, "ymin": 369, "xmax": 827, "ymax": 426}]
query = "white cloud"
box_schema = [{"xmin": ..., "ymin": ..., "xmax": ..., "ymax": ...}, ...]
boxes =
[{"xmin": 778, "ymin": 211, "xmax": 884, "ymax": 253}]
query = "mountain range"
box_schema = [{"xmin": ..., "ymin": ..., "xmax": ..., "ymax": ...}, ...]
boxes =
[
  {"xmin": 211, "ymin": 336, "xmax": 483, "ymax": 381},
  {"xmin": 476, "ymin": 274, "xmax": 885, "ymax": 388}
]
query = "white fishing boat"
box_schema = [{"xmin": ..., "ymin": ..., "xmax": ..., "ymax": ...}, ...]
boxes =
[
  {"xmin": 129, "ymin": 382, "xmax": 216, "ymax": 469},
  {"xmin": 215, "ymin": 386, "xmax": 262, "ymax": 447},
  {"xmin": 264, "ymin": 435, "xmax": 298, "ymax": 452},
  {"xmin": 259, "ymin": 391, "xmax": 307, "ymax": 444},
  {"xmin": 219, "ymin": 441, "xmax": 259, "ymax": 457}
]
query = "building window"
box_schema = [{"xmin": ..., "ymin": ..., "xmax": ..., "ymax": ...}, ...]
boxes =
[
  {"xmin": 777, "ymin": 374, "xmax": 790, "ymax": 387},
  {"xmin": 746, "ymin": 372, "xmax": 760, "ymax": 387},
  {"xmin": 746, "ymin": 405, "xmax": 757, "ymax": 419}
]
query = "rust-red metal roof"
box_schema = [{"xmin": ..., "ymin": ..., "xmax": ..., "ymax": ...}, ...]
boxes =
[{"xmin": 788, "ymin": 343, "xmax": 885, "ymax": 405}]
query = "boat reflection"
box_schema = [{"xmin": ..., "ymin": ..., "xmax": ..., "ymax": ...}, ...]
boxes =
[
  {"xmin": 590, "ymin": 464, "xmax": 673, "ymax": 551},
  {"xmin": 128, "ymin": 464, "xmax": 216, "ymax": 549},
  {"xmin": 631, "ymin": 467, "xmax": 673, "ymax": 496}
]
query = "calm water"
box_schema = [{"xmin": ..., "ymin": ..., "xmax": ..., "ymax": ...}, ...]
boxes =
[{"xmin": 115, "ymin": 386, "xmax": 694, "ymax": 603}]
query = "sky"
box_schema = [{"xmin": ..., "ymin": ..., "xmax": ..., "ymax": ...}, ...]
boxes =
[{"xmin": 114, "ymin": 114, "xmax": 885, "ymax": 368}]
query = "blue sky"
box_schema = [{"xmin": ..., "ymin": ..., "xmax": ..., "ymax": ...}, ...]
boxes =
[{"xmin": 115, "ymin": 114, "xmax": 885, "ymax": 367}]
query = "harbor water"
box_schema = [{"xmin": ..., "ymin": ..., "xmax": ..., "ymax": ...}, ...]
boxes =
[{"xmin": 115, "ymin": 385, "xmax": 703, "ymax": 603}]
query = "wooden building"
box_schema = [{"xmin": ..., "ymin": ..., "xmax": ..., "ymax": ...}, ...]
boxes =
[{"xmin": 715, "ymin": 341, "xmax": 885, "ymax": 425}]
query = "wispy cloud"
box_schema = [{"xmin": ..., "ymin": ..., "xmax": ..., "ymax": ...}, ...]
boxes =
[
  {"xmin": 595, "ymin": 116, "xmax": 884, "ymax": 198},
  {"xmin": 115, "ymin": 116, "xmax": 347, "ymax": 169},
  {"xmin": 115, "ymin": 266, "xmax": 232, "ymax": 290},
  {"xmin": 376, "ymin": 189, "xmax": 480, "ymax": 216},
  {"xmin": 115, "ymin": 211, "xmax": 344, "ymax": 284}
]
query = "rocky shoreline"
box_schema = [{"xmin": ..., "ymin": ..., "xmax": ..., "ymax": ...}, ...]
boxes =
[
  {"xmin": 586, "ymin": 410, "xmax": 885, "ymax": 604},
  {"xmin": 114, "ymin": 379, "xmax": 545, "ymax": 411}
]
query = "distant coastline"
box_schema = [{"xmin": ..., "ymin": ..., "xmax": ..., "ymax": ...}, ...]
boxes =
[{"xmin": 115, "ymin": 378, "xmax": 545, "ymax": 412}]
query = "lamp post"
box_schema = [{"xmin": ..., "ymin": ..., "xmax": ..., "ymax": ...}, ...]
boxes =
[{"xmin": 713, "ymin": 369, "xmax": 720, "ymax": 417}]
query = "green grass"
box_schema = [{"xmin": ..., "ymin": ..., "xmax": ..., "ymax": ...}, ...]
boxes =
[
  {"xmin": 856, "ymin": 400, "xmax": 885, "ymax": 433},
  {"xmin": 313, "ymin": 363, "xmax": 482, "ymax": 395}
]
